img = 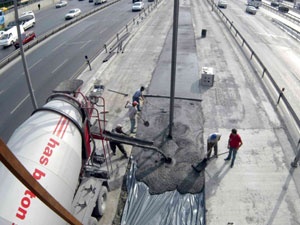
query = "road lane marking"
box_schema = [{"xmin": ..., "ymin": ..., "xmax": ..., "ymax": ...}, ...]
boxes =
[
  {"xmin": 51, "ymin": 42, "xmax": 66, "ymax": 53},
  {"xmin": 80, "ymin": 40, "xmax": 91, "ymax": 49},
  {"xmin": 29, "ymin": 58, "xmax": 42, "ymax": 70},
  {"xmin": 11, "ymin": 94, "xmax": 30, "ymax": 115},
  {"xmin": 51, "ymin": 59, "xmax": 69, "ymax": 74}
]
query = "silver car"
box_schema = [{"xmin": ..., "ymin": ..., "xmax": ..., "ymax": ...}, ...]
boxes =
[
  {"xmin": 56, "ymin": 1, "xmax": 68, "ymax": 8},
  {"xmin": 246, "ymin": 5, "xmax": 257, "ymax": 14},
  {"xmin": 65, "ymin": 8, "xmax": 81, "ymax": 20},
  {"xmin": 217, "ymin": 0, "xmax": 228, "ymax": 8},
  {"xmin": 132, "ymin": 2, "xmax": 144, "ymax": 11}
]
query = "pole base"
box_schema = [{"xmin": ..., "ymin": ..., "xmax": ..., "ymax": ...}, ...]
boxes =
[{"xmin": 291, "ymin": 162, "xmax": 298, "ymax": 168}]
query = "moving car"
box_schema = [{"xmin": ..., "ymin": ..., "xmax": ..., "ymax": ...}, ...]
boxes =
[
  {"xmin": 278, "ymin": 4, "xmax": 289, "ymax": 12},
  {"xmin": 14, "ymin": 31, "xmax": 36, "ymax": 48},
  {"xmin": 55, "ymin": 1, "xmax": 68, "ymax": 8},
  {"xmin": 19, "ymin": 11, "xmax": 35, "ymax": 30},
  {"xmin": 65, "ymin": 8, "xmax": 81, "ymax": 20},
  {"xmin": 132, "ymin": 1, "xmax": 144, "ymax": 11},
  {"xmin": 246, "ymin": 5, "xmax": 257, "ymax": 14},
  {"xmin": 270, "ymin": 0, "xmax": 279, "ymax": 7},
  {"xmin": 94, "ymin": 0, "xmax": 107, "ymax": 4},
  {"xmin": 0, "ymin": 25, "xmax": 24, "ymax": 47},
  {"xmin": 217, "ymin": 0, "xmax": 228, "ymax": 8}
]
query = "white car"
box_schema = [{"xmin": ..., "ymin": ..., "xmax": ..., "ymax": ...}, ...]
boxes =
[
  {"xmin": 19, "ymin": 11, "xmax": 35, "ymax": 30},
  {"xmin": 56, "ymin": 1, "xmax": 68, "ymax": 8},
  {"xmin": 132, "ymin": 2, "xmax": 144, "ymax": 11},
  {"xmin": 246, "ymin": 5, "xmax": 257, "ymax": 14},
  {"xmin": 65, "ymin": 8, "xmax": 81, "ymax": 20},
  {"xmin": 217, "ymin": 0, "xmax": 227, "ymax": 8}
]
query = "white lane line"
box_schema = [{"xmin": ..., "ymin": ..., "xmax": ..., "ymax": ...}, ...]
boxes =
[
  {"xmin": 29, "ymin": 58, "xmax": 42, "ymax": 70},
  {"xmin": 51, "ymin": 42, "xmax": 66, "ymax": 53},
  {"xmin": 51, "ymin": 59, "xmax": 69, "ymax": 74},
  {"xmin": 80, "ymin": 40, "xmax": 91, "ymax": 49},
  {"xmin": 11, "ymin": 94, "xmax": 30, "ymax": 115}
]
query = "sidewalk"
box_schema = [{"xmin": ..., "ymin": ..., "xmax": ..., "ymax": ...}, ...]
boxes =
[{"xmin": 79, "ymin": 0, "xmax": 300, "ymax": 224}]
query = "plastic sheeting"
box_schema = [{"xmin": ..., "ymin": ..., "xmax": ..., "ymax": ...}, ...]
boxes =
[{"xmin": 121, "ymin": 162, "xmax": 205, "ymax": 225}]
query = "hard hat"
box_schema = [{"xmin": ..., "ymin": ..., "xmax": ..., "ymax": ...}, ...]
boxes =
[
  {"xmin": 211, "ymin": 134, "xmax": 217, "ymax": 139},
  {"xmin": 133, "ymin": 101, "xmax": 139, "ymax": 106},
  {"xmin": 116, "ymin": 124, "xmax": 123, "ymax": 128}
]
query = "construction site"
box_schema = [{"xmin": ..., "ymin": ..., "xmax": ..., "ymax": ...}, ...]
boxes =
[{"xmin": 1, "ymin": 0, "xmax": 300, "ymax": 223}]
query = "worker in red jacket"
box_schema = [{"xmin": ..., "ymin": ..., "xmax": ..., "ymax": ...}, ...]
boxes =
[{"xmin": 224, "ymin": 128, "xmax": 243, "ymax": 168}]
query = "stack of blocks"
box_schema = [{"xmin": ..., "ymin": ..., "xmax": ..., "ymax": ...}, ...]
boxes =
[{"xmin": 201, "ymin": 67, "xmax": 214, "ymax": 86}]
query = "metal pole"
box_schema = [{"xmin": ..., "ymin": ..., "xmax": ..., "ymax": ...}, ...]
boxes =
[
  {"xmin": 291, "ymin": 139, "xmax": 300, "ymax": 168},
  {"xmin": 13, "ymin": 0, "xmax": 38, "ymax": 110},
  {"xmin": 168, "ymin": 0, "xmax": 179, "ymax": 139}
]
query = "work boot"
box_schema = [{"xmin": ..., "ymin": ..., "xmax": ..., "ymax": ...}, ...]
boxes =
[{"xmin": 224, "ymin": 158, "xmax": 230, "ymax": 161}]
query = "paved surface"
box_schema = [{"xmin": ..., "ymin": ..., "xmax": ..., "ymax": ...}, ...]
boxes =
[{"xmin": 77, "ymin": 0, "xmax": 300, "ymax": 224}]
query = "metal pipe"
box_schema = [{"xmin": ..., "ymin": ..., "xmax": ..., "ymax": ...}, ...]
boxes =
[{"xmin": 168, "ymin": 0, "xmax": 179, "ymax": 139}]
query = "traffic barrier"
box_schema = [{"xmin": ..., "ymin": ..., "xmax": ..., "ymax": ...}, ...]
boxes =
[{"xmin": 209, "ymin": 0, "xmax": 300, "ymax": 147}]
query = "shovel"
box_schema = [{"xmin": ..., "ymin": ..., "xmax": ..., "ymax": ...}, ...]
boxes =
[
  {"xmin": 140, "ymin": 117, "xmax": 150, "ymax": 127},
  {"xmin": 192, "ymin": 151, "xmax": 229, "ymax": 173},
  {"xmin": 137, "ymin": 113, "xmax": 150, "ymax": 127}
]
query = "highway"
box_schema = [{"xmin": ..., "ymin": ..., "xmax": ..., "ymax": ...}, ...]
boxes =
[
  {"xmin": 0, "ymin": 0, "xmax": 104, "ymax": 59},
  {"xmin": 0, "ymin": 0, "xmax": 150, "ymax": 142},
  {"xmin": 0, "ymin": 0, "xmax": 299, "ymax": 144},
  {"xmin": 221, "ymin": 0, "xmax": 300, "ymax": 118}
]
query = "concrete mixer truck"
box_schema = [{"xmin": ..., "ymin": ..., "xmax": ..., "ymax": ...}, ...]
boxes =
[{"xmin": 0, "ymin": 79, "xmax": 112, "ymax": 225}]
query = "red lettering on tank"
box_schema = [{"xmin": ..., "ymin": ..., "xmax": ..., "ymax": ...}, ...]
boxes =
[
  {"xmin": 32, "ymin": 168, "xmax": 45, "ymax": 180},
  {"xmin": 39, "ymin": 155, "xmax": 49, "ymax": 166},
  {"xmin": 48, "ymin": 138, "xmax": 60, "ymax": 148},
  {"xmin": 15, "ymin": 118, "xmax": 66, "ymax": 222},
  {"xmin": 16, "ymin": 207, "xmax": 27, "ymax": 220},
  {"xmin": 24, "ymin": 190, "xmax": 36, "ymax": 199},
  {"xmin": 21, "ymin": 197, "xmax": 30, "ymax": 208}
]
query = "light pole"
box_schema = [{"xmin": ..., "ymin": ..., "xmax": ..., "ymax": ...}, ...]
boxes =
[
  {"xmin": 13, "ymin": 0, "xmax": 38, "ymax": 110},
  {"xmin": 168, "ymin": 0, "xmax": 179, "ymax": 139}
]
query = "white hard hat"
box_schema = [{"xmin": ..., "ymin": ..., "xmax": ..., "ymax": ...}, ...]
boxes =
[{"xmin": 116, "ymin": 124, "xmax": 123, "ymax": 128}]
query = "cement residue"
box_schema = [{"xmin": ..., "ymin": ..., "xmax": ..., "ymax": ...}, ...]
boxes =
[{"xmin": 132, "ymin": 98, "xmax": 205, "ymax": 194}]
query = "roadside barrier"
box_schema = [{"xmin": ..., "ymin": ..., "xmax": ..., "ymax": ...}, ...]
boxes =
[{"xmin": 209, "ymin": 0, "xmax": 300, "ymax": 149}]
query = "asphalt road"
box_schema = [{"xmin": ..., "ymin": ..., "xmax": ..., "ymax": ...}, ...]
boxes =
[
  {"xmin": 222, "ymin": 0, "xmax": 300, "ymax": 120},
  {"xmin": 0, "ymin": 0, "xmax": 104, "ymax": 59},
  {"xmin": 0, "ymin": 0, "xmax": 151, "ymax": 142}
]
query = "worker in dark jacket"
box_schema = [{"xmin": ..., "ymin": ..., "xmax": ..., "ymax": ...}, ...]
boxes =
[
  {"xmin": 109, "ymin": 124, "xmax": 128, "ymax": 158},
  {"xmin": 132, "ymin": 86, "xmax": 145, "ymax": 111}
]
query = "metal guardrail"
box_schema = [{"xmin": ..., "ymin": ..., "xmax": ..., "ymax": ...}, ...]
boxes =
[
  {"xmin": 72, "ymin": 0, "xmax": 161, "ymax": 77},
  {"xmin": 261, "ymin": 2, "xmax": 300, "ymax": 25},
  {"xmin": 210, "ymin": 0, "xmax": 300, "ymax": 146}
]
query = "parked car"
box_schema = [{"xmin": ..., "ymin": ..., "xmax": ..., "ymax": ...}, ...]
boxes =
[
  {"xmin": 246, "ymin": 5, "xmax": 257, "ymax": 14},
  {"xmin": 132, "ymin": 1, "xmax": 144, "ymax": 11},
  {"xmin": 270, "ymin": 0, "xmax": 279, "ymax": 7},
  {"xmin": 19, "ymin": 11, "xmax": 35, "ymax": 30},
  {"xmin": 56, "ymin": 1, "xmax": 68, "ymax": 8},
  {"xmin": 217, "ymin": 0, "xmax": 228, "ymax": 8},
  {"xmin": 65, "ymin": 8, "xmax": 81, "ymax": 20},
  {"xmin": 14, "ymin": 31, "xmax": 36, "ymax": 48},
  {"xmin": 278, "ymin": 4, "xmax": 289, "ymax": 12}
]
